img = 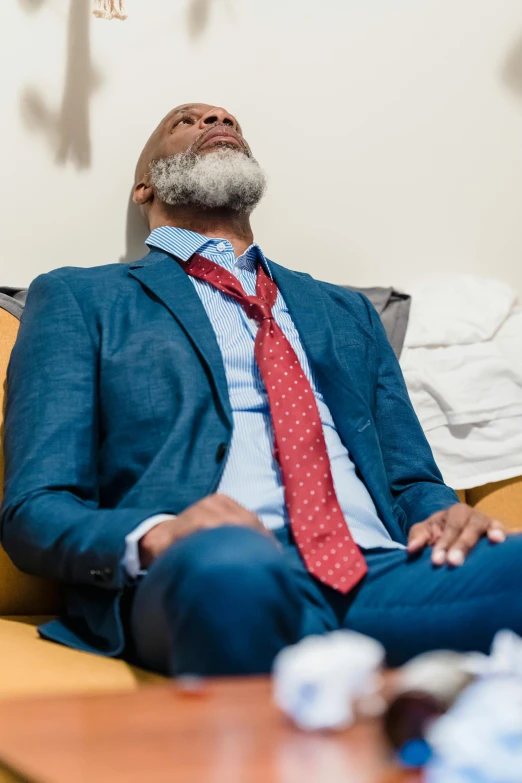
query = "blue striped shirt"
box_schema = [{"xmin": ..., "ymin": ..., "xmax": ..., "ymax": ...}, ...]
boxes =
[{"xmin": 145, "ymin": 226, "xmax": 403, "ymax": 550}]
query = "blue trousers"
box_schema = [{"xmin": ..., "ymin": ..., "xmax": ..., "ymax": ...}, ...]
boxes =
[{"xmin": 129, "ymin": 525, "xmax": 522, "ymax": 676}]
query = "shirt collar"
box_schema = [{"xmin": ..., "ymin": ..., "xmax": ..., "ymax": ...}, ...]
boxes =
[{"xmin": 146, "ymin": 226, "xmax": 272, "ymax": 279}]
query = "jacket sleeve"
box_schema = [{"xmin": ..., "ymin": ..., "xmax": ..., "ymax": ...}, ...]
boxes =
[
  {"xmin": 0, "ymin": 272, "xmax": 172, "ymax": 590},
  {"xmin": 359, "ymin": 293, "xmax": 459, "ymax": 532}
]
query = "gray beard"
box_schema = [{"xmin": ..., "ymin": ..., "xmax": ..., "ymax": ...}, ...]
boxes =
[{"xmin": 149, "ymin": 147, "xmax": 267, "ymax": 212}]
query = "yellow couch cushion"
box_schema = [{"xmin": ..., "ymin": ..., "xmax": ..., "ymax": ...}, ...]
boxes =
[
  {"xmin": 0, "ymin": 548, "xmax": 61, "ymax": 616},
  {"xmin": 0, "ymin": 308, "xmax": 17, "ymax": 493},
  {"xmin": 0, "ymin": 308, "xmax": 61, "ymax": 615},
  {"xmin": 0, "ymin": 616, "xmax": 164, "ymax": 697},
  {"xmin": 466, "ymin": 476, "xmax": 522, "ymax": 532},
  {"xmin": 0, "ymin": 766, "xmax": 24, "ymax": 783}
]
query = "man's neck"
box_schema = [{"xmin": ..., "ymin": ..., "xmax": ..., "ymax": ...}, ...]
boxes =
[{"xmin": 149, "ymin": 206, "xmax": 255, "ymax": 258}]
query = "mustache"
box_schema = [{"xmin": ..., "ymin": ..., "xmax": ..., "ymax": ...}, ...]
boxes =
[{"xmin": 187, "ymin": 125, "xmax": 252, "ymax": 157}]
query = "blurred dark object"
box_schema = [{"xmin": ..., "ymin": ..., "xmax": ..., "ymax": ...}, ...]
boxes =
[
  {"xmin": 383, "ymin": 650, "xmax": 476, "ymax": 765},
  {"xmin": 0, "ymin": 288, "xmax": 27, "ymax": 320},
  {"xmin": 384, "ymin": 691, "xmax": 444, "ymax": 751},
  {"xmin": 345, "ymin": 286, "xmax": 411, "ymax": 358}
]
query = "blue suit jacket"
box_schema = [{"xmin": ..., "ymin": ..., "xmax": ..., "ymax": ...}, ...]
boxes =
[{"xmin": 0, "ymin": 251, "xmax": 457, "ymax": 655}]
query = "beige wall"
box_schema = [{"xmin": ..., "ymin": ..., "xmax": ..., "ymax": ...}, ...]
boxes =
[{"xmin": 2, "ymin": 0, "xmax": 522, "ymax": 293}]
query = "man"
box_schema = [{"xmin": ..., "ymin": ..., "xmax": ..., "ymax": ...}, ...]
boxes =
[{"xmin": 2, "ymin": 104, "xmax": 521, "ymax": 676}]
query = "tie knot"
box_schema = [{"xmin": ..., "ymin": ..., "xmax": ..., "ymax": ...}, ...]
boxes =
[{"xmin": 245, "ymin": 298, "xmax": 273, "ymax": 323}]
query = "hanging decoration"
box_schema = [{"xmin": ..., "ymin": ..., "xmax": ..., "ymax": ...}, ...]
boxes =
[{"xmin": 92, "ymin": 0, "xmax": 127, "ymax": 20}]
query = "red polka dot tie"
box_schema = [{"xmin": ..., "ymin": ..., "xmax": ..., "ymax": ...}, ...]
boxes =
[{"xmin": 185, "ymin": 253, "xmax": 368, "ymax": 594}]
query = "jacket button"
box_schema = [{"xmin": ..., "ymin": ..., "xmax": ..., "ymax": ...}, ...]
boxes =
[
  {"xmin": 216, "ymin": 443, "xmax": 228, "ymax": 463},
  {"xmin": 90, "ymin": 568, "xmax": 112, "ymax": 583}
]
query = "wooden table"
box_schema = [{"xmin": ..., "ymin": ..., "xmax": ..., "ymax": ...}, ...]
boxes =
[{"xmin": 0, "ymin": 679, "xmax": 417, "ymax": 783}]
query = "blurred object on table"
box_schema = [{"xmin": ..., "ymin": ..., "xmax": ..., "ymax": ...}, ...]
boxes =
[{"xmin": 273, "ymin": 630, "xmax": 386, "ymax": 731}]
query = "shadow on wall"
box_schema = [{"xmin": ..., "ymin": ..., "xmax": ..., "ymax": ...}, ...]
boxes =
[
  {"xmin": 187, "ymin": 0, "xmax": 234, "ymax": 40},
  {"xmin": 19, "ymin": 0, "xmax": 101, "ymax": 169},
  {"xmin": 502, "ymin": 31, "xmax": 522, "ymax": 99},
  {"xmin": 18, "ymin": 0, "xmax": 46, "ymax": 9},
  {"xmin": 120, "ymin": 190, "xmax": 150, "ymax": 265},
  {"xmin": 187, "ymin": 0, "xmax": 214, "ymax": 39}
]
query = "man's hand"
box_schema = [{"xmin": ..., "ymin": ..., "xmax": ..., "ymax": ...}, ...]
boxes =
[
  {"xmin": 138, "ymin": 493, "xmax": 269, "ymax": 569},
  {"xmin": 407, "ymin": 503, "xmax": 506, "ymax": 566}
]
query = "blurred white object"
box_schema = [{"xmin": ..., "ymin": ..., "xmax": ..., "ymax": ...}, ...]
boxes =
[
  {"xmin": 401, "ymin": 276, "xmax": 522, "ymax": 489},
  {"xmin": 396, "ymin": 650, "xmax": 474, "ymax": 707},
  {"xmin": 404, "ymin": 276, "xmax": 516, "ymax": 348},
  {"xmin": 425, "ymin": 676, "xmax": 522, "ymax": 783},
  {"xmin": 272, "ymin": 631, "xmax": 385, "ymax": 731},
  {"xmin": 421, "ymin": 415, "xmax": 522, "ymax": 490},
  {"xmin": 464, "ymin": 629, "xmax": 522, "ymax": 678},
  {"xmin": 92, "ymin": 0, "xmax": 127, "ymax": 20}
]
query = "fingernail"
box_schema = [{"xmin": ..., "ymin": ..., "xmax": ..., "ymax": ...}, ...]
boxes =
[
  {"xmin": 432, "ymin": 549, "xmax": 446, "ymax": 565},
  {"xmin": 448, "ymin": 549, "xmax": 464, "ymax": 566},
  {"xmin": 490, "ymin": 528, "xmax": 506, "ymax": 543}
]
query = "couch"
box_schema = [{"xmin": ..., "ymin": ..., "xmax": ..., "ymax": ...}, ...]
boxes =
[{"xmin": 1, "ymin": 305, "xmax": 521, "ymax": 700}]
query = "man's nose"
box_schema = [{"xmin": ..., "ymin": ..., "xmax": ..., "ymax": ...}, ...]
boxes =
[{"xmin": 200, "ymin": 107, "xmax": 238, "ymax": 131}]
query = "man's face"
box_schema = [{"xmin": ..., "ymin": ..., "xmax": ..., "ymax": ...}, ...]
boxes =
[
  {"xmin": 135, "ymin": 103, "xmax": 266, "ymax": 215},
  {"xmin": 148, "ymin": 103, "xmax": 251, "ymax": 165}
]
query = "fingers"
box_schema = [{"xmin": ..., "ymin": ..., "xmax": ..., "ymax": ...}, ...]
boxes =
[
  {"xmin": 431, "ymin": 507, "xmax": 507, "ymax": 567},
  {"xmin": 431, "ymin": 504, "xmax": 472, "ymax": 566},
  {"xmin": 407, "ymin": 522, "xmax": 432, "ymax": 553},
  {"xmin": 207, "ymin": 493, "xmax": 252, "ymax": 521},
  {"xmin": 182, "ymin": 493, "xmax": 264, "ymax": 533},
  {"xmin": 407, "ymin": 509, "xmax": 447, "ymax": 553},
  {"xmin": 487, "ymin": 519, "xmax": 507, "ymax": 544},
  {"xmin": 444, "ymin": 511, "xmax": 490, "ymax": 566},
  {"xmin": 211, "ymin": 494, "xmax": 268, "ymax": 534}
]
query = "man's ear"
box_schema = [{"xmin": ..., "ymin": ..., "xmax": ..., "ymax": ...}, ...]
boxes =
[{"xmin": 133, "ymin": 177, "xmax": 154, "ymax": 206}]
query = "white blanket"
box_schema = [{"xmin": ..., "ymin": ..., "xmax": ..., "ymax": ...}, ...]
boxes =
[{"xmin": 401, "ymin": 277, "xmax": 522, "ymax": 489}]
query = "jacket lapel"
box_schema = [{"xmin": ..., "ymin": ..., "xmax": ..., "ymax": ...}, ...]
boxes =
[
  {"xmin": 268, "ymin": 261, "xmax": 370, "ymax": 425},
  {"xmin": 128, "ymin": 251, "xmax": 232, "ymax": 427}
]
